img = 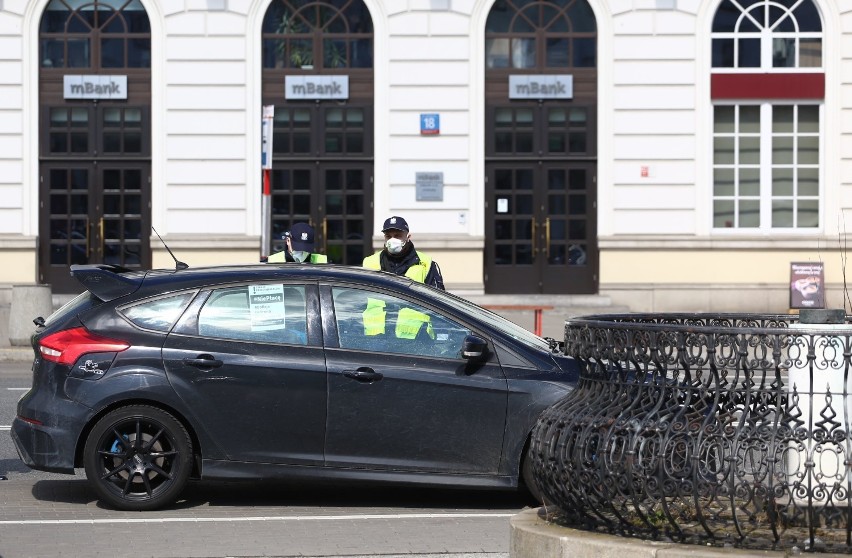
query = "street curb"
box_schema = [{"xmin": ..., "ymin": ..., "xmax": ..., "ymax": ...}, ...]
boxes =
[{"xmin": 509, "ymin": 508, "xmax": 844, "ymax": 557}]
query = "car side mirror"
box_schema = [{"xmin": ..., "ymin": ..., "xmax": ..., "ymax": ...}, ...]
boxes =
[{"xmin": 462, "ymin": 335, "xmax": 488, "ymax": 361}]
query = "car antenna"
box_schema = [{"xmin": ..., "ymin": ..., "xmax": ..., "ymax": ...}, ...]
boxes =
[{"xmin": 152, "ymin": 226, "xmax": 189, "ymax": 271}]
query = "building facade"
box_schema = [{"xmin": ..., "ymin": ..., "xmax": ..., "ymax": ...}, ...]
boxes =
[{"xmin": 0, "ymin": 0, "xmax": 849, "ymax": 312}]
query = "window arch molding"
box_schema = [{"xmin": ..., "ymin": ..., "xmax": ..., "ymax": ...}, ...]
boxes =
[
  {"xmin": 696, "ymin": 0, "xmax": 841, "ymax": 237},
  {"xmin": 20, "ymin": 0, "xmax": 164, "ymax": 237},
  {"xmin": 469, "ymin": 0, "xmax": 615, "ymax": 238}
]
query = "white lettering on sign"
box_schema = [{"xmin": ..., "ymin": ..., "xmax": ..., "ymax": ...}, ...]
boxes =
[
  {"xmin": 508, "ymin": 75, "xmax": 573, "ymax": 100},
  {"xmin": 63, "ymin": 75, "xmax": 128, "ymax": 100},
  {"xmin": 285, "ymin": 76, "xmax": 349, "ymax": 100}
]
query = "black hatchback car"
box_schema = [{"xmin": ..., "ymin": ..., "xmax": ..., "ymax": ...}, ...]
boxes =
[{"xmin": 12, "ymin": 263, "xmax": 577, "ymax": 510}]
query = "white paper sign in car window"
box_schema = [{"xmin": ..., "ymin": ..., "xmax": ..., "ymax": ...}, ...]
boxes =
[{"xmin": 248, "ymin": 284, "xmax": 286, "ymax": 331}]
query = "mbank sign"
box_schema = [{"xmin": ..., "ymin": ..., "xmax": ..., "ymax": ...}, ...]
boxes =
[
  {"xmin": 63, "ymin": 75, "xmax": 127, "ymax": 100},
  {"xmin": 508, "ymin": 74, "xmax": 573, "ymax": 99},
  {"xmin": 285, "ymin": 76, "xmax": 349, "ymax": 100}
]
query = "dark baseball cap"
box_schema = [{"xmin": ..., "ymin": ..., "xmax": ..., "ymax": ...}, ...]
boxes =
[
  {"xmin": 288, "ymin": 222, "xmax": 315, "ymax": 252},
  {"xmin": 381, "ymin": 216, "xmax": 409, "ymax": 232}
]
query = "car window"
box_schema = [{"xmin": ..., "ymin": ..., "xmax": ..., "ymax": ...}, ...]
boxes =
[
  {"xmin": 332, "ymin": 286, "xmax": 471, "ymax": 358},
  {"xmin": 410, "ymin": 282, "xmax": 552, "ymax": 350},
  {"xmin": 120, "ymin": 292, "xmax": 195, "ymax": 332},
  {"xmin": 198, "ymin": 284, "xmax": 308, "ymax": 345}
]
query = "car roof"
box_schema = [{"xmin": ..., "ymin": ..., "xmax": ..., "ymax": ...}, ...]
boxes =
[{"xmin": 71, "ymin": 263, "xmax": 417, "ymax": 302}]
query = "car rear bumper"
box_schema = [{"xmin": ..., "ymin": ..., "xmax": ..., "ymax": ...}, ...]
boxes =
[{"xmin": 10, "ymin": 417, "xmax": 77, "ymax": 474}]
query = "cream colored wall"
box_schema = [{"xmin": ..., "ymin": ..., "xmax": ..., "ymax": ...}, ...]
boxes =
[
  {"xmin": 602, "ymin": 249, "xmax": 846, "ymax": 284},
  {"xmin": 601, "ymin": 247, "xmax": 852, "ymax": 313},
  {"xmin": 0, "ymin": 244, "xmax": 37, "ymax": 285}
]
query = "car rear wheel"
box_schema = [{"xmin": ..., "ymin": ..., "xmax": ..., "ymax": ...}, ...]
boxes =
[{"xmin": 83, "ymin": 405, "xmax": 192, "ymax": 511}]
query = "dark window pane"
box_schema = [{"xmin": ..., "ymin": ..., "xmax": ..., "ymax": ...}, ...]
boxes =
[
  {"xmin": 567, "ymin": 132, "xmax": 585, "ymax": 153},
  {"xmin": 50, "ymin": 244, "xmax": 68, "ymax": 265},
  {"xmin": 517, "ymin": 169, "xmax": 534, "ymax": 190},
  {"xmin": 127, "ymin": 38, "xmax": 150, "ymax": 68},
  {"xmin": 548, "ymin": 133, "xmax": 565, "ymax": 152},
  {"xmin": 50, "ymin": 169, "xmax": 66, "ymax": 188},
  {"xmin": 515, "ymin": 244, "xmax": 533, "ymax": 264},
  {"xmin": 516, "ymin": 219, "xmax": 532, "ymax": 240},
  {"xmin": 104, "ymin": 219, "xmax": 120, "ymax": 239},
  {"xmin": 326, "ymin": 169, "xmax": 343, "ymax": 189},
  {"xmin": 351, "ymin": 39, "xmax": 372, "ymax": 68},
  {"xmin": 50, "ymin": 133, "xmax": 68, "ymax": 153},
  {"xmin": 70, "ymin": 133, "xmax": 88, "ymax": 153},
  {"xmin": 50, "ymin": 194, "xmax": 68, "ymax": 214},
  {"xmin": 103, "ymin": 132, "xmax": 121, "ymax": 152},
  {"xmin": 41, "ymin": 39, "xmax": 65, "ymax": 67},
  {"xmin": 548, "ymin": 195, "xmax": 566, "ymax": 213},
  {"xmin": 327, "ymin": 193, "xmax": 343, "ymax": 213},
  {"xmin": 67, "ymin": 38, "xmax": 90, "ymax": 67},
  {"xmin": 516, "ymin": 132, "xmax": 534, "ymax": 152},
  {"xmin": 546, "ymin": 38, "xmax": 569, "ymax": 67},
  {"xmin": 125, "ymin": 169, "xmax": 142, "ymax": 190},
  {"xmin": 293, "ymin": 133, "xmax": 311, "ymax": 153},
  {"xmin": 324, "ymin": 39, "xmax": 347, "ymax": 68},
  {"xmin": 124, "ymin": 220, "xmax": 141, "ymax": 239},
  {"xmin": 712, "ymin": 38, "xmax": 734, "ymax": 67},
  {"xmin": 713, "ymin": 0, "xmax": 741, "ymax": 32},
  {"xmin": 41, "ymin": 3, "xmax": 71, "ymax": 33},
  {"xmin": 104, "ymin": 194, "xmax": 121, "ymax": 215},
  {"xmin": 568, "ymin": 1, "xmax": 596, "ymax": 32},
  {"xmin": 495, "ymin": 170, "xmax": 512, "ymax": 190},
  {"xmin": 495, "ymin": 244, "xmax": 512, "ymax": 265},
  {"xmin": 70, "ymin": 194, "xmax": 87, "ymax": 214},
  {"xmin": 102, "ymin": 38, "xmax": 124, "ymax": 67},
  {"xmin": 294, "ymin": 194, "xmax": 311, "ymax": 214},
  {"xmin": 50, "ymin": 219, "xmax": 67, "ymax": 240},
  {"xmin": 325, "ymin": 133, "xmax": 342, "ymax": 152},
  {"xmin": 738, "ymin": 38, "xmax": 760, "ymax": 67},
  {"xmin": 549, "ymin": 244, "xmax": 565, "ymax": 265},
  {"xmin": 125, "ymin": 195, "xmax": 141, "ymax": 215},
  {"xmin": 495, "ymin": 132, "xmax": 512, "ymax": 153},
  {"xmin": 516, "ymin": 194, "xmax": 533, "ymax": 214},
  {"xmin": 569, "ymin": 195, "xmax": 586, "ymax": 215},
  {"xmin": 346, "ymin": 194, "xmax": 363, "ymax": 214},
  {"xmin": 495, "ymin": 220, "xmax": 511, "ymax": 240},
  {"xmin": 124, "ymin": 132, "xmax": 142, "ymax": 153},
  {"xmin": 573, "ymin": 38, "xmax": 596, "ymax": 67},
  {"xmin": 550, "ymin": 219, "xmax": 565, "ymax": 240},
  {"xmin": 345, "ymin": 133, "xmax": 363, "ymax": 153}
]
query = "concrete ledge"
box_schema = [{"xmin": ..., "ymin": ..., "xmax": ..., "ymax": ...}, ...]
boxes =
[{"xmin": 509, "ymin": 508, "xmax": 846, "ymax": 557}]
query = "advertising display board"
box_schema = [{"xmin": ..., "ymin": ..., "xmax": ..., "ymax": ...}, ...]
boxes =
[{"xmin": 790, "ymin": 262, "xmax": 825, "ymax": 309}]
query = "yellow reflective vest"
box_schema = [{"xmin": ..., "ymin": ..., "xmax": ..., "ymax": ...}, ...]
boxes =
[
  {"xmin": 362, "ymin": 251, "xmax": 431, "ymax": 283},
  {"xmin": 362, "ymin": 298, "xmax": 435, "ymax": 340}
]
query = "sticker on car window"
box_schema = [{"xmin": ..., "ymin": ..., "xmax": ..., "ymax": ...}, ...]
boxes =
[{"xmin": 248, "ymin": 284, "xmax": 286, "ymax": 331}]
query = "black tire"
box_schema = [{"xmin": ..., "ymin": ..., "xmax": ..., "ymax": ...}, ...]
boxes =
[
  {"xmin": 521, "ymin": 445, "xmax": 547, "ymax": 506},
  {"xmin": 83, "ymin": 405, "xmax": 192, "ymax": 511}
]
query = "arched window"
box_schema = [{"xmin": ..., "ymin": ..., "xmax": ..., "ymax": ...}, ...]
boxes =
[
  {"xmin": 710, "ymin": 0, "xmax": 824, "ymax": 231},
  {"xmin": 262, "ymin": 0, "xmax": 373, "ymax": 69},
  {"xmin": 485, "ymin": 0, "xmax": 596, "ymax": 69},
  {"xmin": 40, "ymin": 0, "xmax": 151, "ymax": 69}
]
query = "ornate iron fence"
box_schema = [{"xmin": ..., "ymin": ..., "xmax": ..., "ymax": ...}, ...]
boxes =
[{"xmin": 531, "ymin": 313, "xmax": 852, "ymax": 553}]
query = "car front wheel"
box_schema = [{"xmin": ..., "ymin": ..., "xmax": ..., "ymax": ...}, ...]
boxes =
[{"xmin": 83, "ymin": 405, "xmax": 192, "ymax": 511}]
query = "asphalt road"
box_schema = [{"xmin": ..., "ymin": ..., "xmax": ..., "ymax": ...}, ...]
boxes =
[{"xmin": 0, "ymin": 361, "xmax": 527, "ymax": 558}]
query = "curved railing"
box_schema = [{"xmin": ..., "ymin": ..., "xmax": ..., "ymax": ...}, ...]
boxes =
[{"xmin": 531, "ymin": 313, "xmax": 852, "ymax": 553}]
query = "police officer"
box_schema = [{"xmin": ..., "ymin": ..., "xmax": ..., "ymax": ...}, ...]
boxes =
[
  {"xmin": 362, "ymin": 216, "xmax": 445, "ymax": 290},
  {"xmin": 268, "ymin": 222, "xmax": 328, "ymax": 263}
]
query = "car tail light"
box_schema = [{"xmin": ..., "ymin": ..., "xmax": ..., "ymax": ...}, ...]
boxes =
[{"xmin": 39, "ymin": 327, "xmax": 130, "ymax": 366}]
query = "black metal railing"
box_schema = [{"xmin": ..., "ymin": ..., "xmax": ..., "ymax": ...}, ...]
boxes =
[{"xmin": 530, "ymin": 313, "xmax": 852, "ymax": 553}]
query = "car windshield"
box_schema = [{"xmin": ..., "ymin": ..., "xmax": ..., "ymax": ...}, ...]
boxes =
[{"xmin": 410, "ymin": 283, "xmax": 553, "ymax": 351}]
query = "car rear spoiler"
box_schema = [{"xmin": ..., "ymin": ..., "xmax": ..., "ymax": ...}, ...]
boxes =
[{"xmin": 70, "ymin": 264, "xmax": 143, "ymax": 302}]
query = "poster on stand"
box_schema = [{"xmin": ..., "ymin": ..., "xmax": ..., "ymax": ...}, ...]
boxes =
[{"xmin": 790, "ymin": 262, "xmax": 825, "ymax": 309}]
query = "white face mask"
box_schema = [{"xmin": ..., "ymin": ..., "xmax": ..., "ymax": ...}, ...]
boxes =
[
  {"xmin": 385, "ymin": 237, "xmax": 406, "ymax": 255},
  {"xmin": 291, "ymin": 251, "xmax": 310, "ymax": 262}
]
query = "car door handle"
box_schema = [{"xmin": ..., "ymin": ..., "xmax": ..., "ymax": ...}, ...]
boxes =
[
  {"xmin": 343, "ymin": 368, "xmax": 383, "ymax": 383},
  {"xmin": 183, "ymin": 356, "xmax": 223, "ymax": 369}
]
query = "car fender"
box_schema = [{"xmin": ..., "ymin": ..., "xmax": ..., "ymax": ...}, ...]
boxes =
[{"xmin": 64, "ymin": 365, "xmax": 227, "ymax": 462}]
